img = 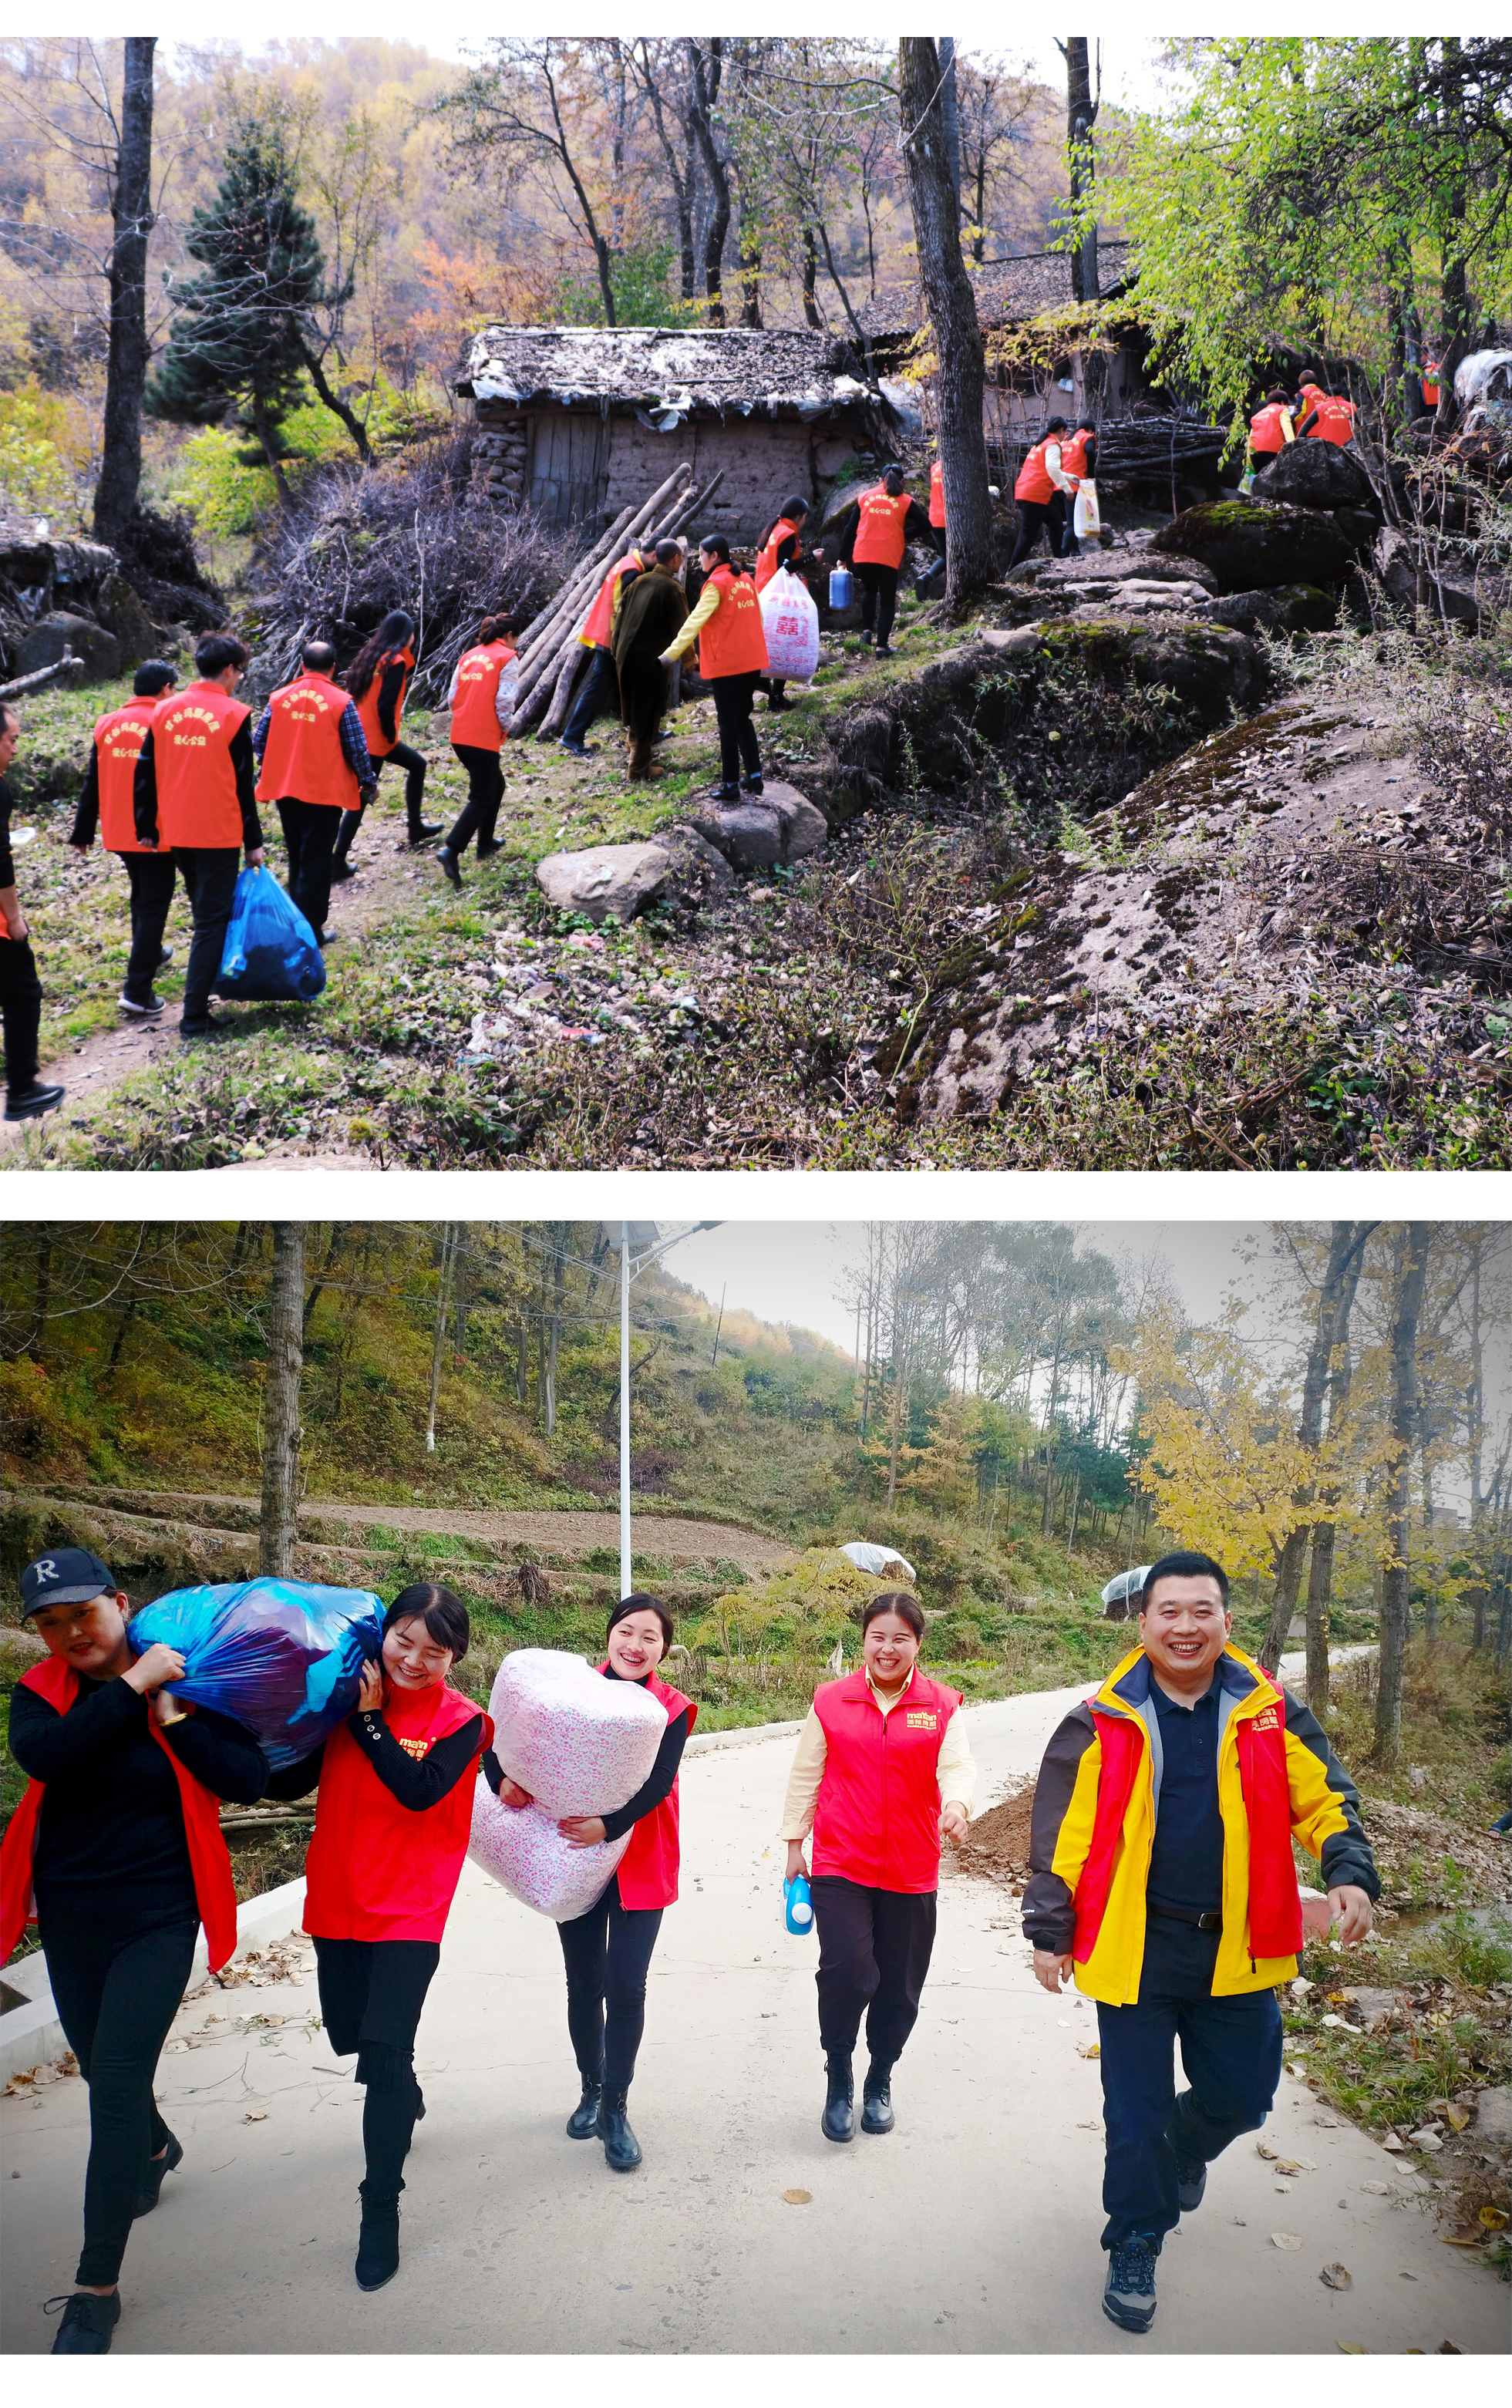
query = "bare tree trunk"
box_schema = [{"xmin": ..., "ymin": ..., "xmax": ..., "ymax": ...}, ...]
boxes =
[
  {"xmin": 897, "ymin": 40, "xmax": 997, "ymax": 611},
  {"xmin": 426, "ymin": 1223, "xmax": 455, "ymax": 1455},
  {"xmin": 260, "ymin": 1224, "xmax": 305, "ymax": 1576},
  {"xmin": 93, "ymin": 35, "xmax": 157, "ymax": 544},
  {"xmin": 686, "ymin": 40, "xmax": 730, "ymax": 325},
  {"xmin": 1374, "ymin": 1224, "xmax": 1431, "ymax": 1763},
  {"xmin": 1060, "ymin": 36, "xmax": 1100, "ymax": 304},
  {"xmin": 1259, "ymin": 1221, "xmax": 1376, "ymax": 1672},
  {"xmin": 1304, "ymin": 1258, "xmax": 1362, "ymax": 1717},
  {"xmin": 544, "ymin": 1235, "xmax": 565, "ymax": 1438}
]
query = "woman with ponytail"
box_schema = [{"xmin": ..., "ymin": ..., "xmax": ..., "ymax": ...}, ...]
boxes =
[{"xmin": 332, "ymin": 609, "xmax": 440, "ymax": 874}]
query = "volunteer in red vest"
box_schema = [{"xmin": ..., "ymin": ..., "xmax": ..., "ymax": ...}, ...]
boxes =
[
  {"xmin": 754, "ymin": 494, "xmax": 812, "ymax": 710},
  {"xmin": 69, "ymin": 662, "xmax": 179, "ymax": 1020},
  {"xmin": 332, "ymin": 608, "xmax": 441, "ymax": 877},
  {"xmin": 2, "ymin": 1547, "xmax": 268, "ymax": 2356},
  {"xmin": 1419, "ymin": 353, "xmax": 1441, "ymax": 412},
  {"xmin": 436, "ymin": 613, "xmax": 517, "ymax": 888},
  {"xmin": 661, "ymin": 536, "xmax": 770, "ymax": 803},
  {"xmin": 133, "ymin": 631, "xmax": 266, "ymax": 1042},
  {"xmin": 484, "ymin": 1593, "xmax": 696, "ymax": 2174},
  {"xmin": 913, "ymin": 451, "xmax": 950, "ymax": 600},
  {"xmin": 562, "ymin": 549, "xmax": 652, "ymax": 756},
  {"xmin": 781, "ymin": 1591, "xmax": 975, "ymax": 2145},
  {"xmin": 251, "ymin": 638, "xmax": 376, "ymax": 945},
  {"xmin": 1295, "ymin": 379, "xmax": 1357, "ymax": 447},
  {"xmin": 1, "ymin": 700, "xmax": 66, "ymax": 1120},
  {"xmin": 1247, "ymin": 388, "xmax": 1296, "ymax": 473},
  {"xmin": 1009, "ymin": 416, "xmax": 1077, "ymax": 567},
  {"xmin": 1059, "ymin": 419, "xmax": 1099, "ymax": 556},
  {"xmin": 264, "ymin": 1584, "xmax": 491, "ymax": 2292},
  {"xmin": 1023, "ymin": 1549, "xmax": 1379, "ymax": 2337},
  {"xmin": 833, "ymin": 466, "xmax": 934, "ymax": 655}
]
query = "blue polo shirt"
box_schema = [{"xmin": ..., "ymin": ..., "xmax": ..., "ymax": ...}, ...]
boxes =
[{"xmin": 1146, "ymin": 1669, "xmax": 1224, "ymax": 1915}]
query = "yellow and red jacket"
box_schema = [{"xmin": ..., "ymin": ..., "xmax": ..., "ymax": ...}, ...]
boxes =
[{"xmin": 1022, "ymin": 1642, "xmax": 1378, "ymax": 2003}]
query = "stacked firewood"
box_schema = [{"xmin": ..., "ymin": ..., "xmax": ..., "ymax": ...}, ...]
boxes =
[
  {"xmin": 1083, "ymin": 413, "xmax": 1228, "ymax": 482},
  {"xmin": 510, "ymin": 460, "xmax": 725, "ymax": 739}
]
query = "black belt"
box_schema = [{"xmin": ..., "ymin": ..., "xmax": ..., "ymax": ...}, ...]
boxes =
[{"xmin": 1150, "ymin": 1904, "xmax": 1222, "ymax": 1931}]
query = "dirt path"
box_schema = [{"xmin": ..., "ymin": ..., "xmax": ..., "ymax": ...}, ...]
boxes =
[{"xmin": 36, "ymin": 1487, "xmax": 796, "ymax": 1571}]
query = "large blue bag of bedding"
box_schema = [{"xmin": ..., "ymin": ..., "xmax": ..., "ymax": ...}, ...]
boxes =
[
  {"xmin": 127, "ymin": 1580, "xmax": 383, "ymax": 1766},
  {"xmin": 217, "ymin": 864, "xmax": 325, "ymax": 1002}
]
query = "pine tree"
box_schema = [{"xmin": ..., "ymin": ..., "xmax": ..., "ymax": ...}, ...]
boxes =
[{"xmin": 148, "ymin": 121, "xmax": 368, "ymax": 497}]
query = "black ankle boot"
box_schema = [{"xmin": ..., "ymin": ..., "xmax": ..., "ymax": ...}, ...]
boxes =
[
  {"xmin": 133, "ymin": 2129, "xmax": 183, "ymax": 2214},
  {"xmin": 407, "ymin": 819, "xmax": 442, "ymax": 846},
  {"xmin": 355, "ymin": 2190, "xmax": 402, "ymax": 2292},
  {"xmin": 597, "ymin": 2086, "xmax": 642, "ymax": 2171},
  {"xmin": 567, "ymin": 2076, "xmax": 604, "ymax": 2139},
  {"xmin": 861, "ymin": 2059, "xmax": 895, "ymax": 2134},
  {"xmin": 822, "ymin": 2052, "xmax": 855, "ymax": 2143},
  {"xmin": 331, "ymin": 813, "xmax": 360, "ymax": 879}
]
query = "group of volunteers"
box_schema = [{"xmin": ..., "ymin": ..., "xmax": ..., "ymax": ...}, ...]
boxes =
[
  {"xmin": 4, "ymin": 1541, "xmax": 1382, "ymax": 2350},
  {"xmin": 1246, "ymin": 369, "xmax": 1361, "ymax": 472}
]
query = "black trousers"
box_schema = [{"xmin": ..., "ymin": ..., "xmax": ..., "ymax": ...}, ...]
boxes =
[
  {"xmin": 314, "ymin": 1935, "xmax": 441, "ymax": 2201},
  {"xmin": 446, "ymin": 744, "xmax": 505, "ymax": 857},
  {"xmin": 557, "ymin": 1878, "xmax": 664, "ymax": 2091},
  {"xmin": 274, "ymin": 797, "xmax": 341, "ymax": 939},
  {"xmin": 42, "ymin": 1915, "xmax": 197, "ymax": 2286},
  {"xmin": 811, "ymin": 1875, "xmax": 937, "ymax": 2065},
  {"xmin": 1096, "ymin": 1917, "xmax": 1283, "ymax": 2248},
  {"xmin": 170, "ymin": 847, "xmax": 240, "ymax": 1030},
  {"xmin": 855, "ymin": 562, "xmax": 899, "ymax": 645},
  {"xmin": 339, "ymin": 742, "xmax": 429, "ymax": 850},
  {"xmin": 1008, "ymin": 497, "xmax": 1066, "ymax": 569},
  {"xmin": 563, "ymin": 648, "xmax": 621, "ymax": 745},
  {"xmin": 0, "ymin": 931, "xmax": 44, "ymax": 1094},
  {"xmin": 711, "ymin": 672, "xmax": 762, "ymax": 788},
  {"xmin": 121, "ymin": 853, "xmax": 177, "ymax": 1005}
]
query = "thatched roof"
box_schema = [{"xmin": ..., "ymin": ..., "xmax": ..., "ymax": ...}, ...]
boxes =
[
  {"xmin": 857, "ymin": 241, "xmax": 1136, "ymax": 337},
  {"xmin": 456, "ymin": 325, "xmax": 891, "ymax": 429}
]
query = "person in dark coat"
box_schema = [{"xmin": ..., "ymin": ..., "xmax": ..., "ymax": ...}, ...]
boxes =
[{"xmin": 612, "ymin": 541, "xmax": 689, "ymax": 780}]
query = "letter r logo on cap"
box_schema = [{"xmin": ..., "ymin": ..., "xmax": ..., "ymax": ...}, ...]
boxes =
[{"xmin": 35, "ymin": 1558, "xmax": 58, "ymax": 1581}]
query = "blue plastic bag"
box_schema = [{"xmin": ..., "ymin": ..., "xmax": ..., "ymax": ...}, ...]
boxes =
[
  {"xmin": 127, "ymin": 1580, "xmax": 382, "ymax": 1767},
  {"xmin": 217, "ymin": 864, "xmax": 325, "ymax": 1002},
  {"xmin": 828, "ymin": 565, "xmax": 854, "ymax": 611}
]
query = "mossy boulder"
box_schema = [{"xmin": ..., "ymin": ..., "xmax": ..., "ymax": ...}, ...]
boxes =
[
  {"xmin": 1253, "ymin": 442, "xmax": 1375, "ymax": 513},
  {"xmin": 1153, "ymin": 500, "xmax": 1354, "ymax": 594}
]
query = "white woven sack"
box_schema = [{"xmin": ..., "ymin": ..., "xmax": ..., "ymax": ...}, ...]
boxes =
[
  {"xmin": 485, "ymin": 1646, "xmax": 667, "ymax": 1815},
  {"xmin": 470, "ymin": 1785, "xmax": 631, "ymax": 1923},
  {"xmin": 759, "ymin": 567, "xmax": 820, "ymax": 682}
]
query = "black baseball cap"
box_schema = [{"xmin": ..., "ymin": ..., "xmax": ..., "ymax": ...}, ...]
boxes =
[{"xmin": 20, "ymin": 1548, "xmax": 119, "ymax": 1617}]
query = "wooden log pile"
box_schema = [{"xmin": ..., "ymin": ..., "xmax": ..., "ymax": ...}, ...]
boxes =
[
  {"xmin": 1089, "ymin": 413, "xmax": 1229, "ymax": 483},
  {"xmin": 510, "ymin": 460, "xmax": 726, "ymax": 739}
]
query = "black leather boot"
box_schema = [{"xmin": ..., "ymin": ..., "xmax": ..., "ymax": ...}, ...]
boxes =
[
  {"xmin": 331, "ymin": 810, "xmax": 361, "ymax": 880},
  {"xmin": 133, "ymin": 2129, "xmax": 183, "ymax": 2214},
  {"xmin": 567, "ymin": 2076, "xmax": 604, "ymax": 2139},
  {"xmin": 355, "ymin": 2187, "xmax": 402, "ymax": 2291},
  {"xmin": 597, "ymin": 2086, "xmax": 642, "ymax": 2171},
  {"xmin": 861, "ymin": 2059, "xmax": 895, "ymax": 2134},
  {"xmin": 822, "ymin": 2052, "xmax": 855, "ymax": 2143}
]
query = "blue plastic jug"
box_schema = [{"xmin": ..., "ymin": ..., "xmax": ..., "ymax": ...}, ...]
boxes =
[
  {"xmin": 783, "ymin": 1873, "xmax": 815, "ymax": 1937},
  {"xmin": 828, "ymin": 564, "xmax": 854, "ymax": 611}
]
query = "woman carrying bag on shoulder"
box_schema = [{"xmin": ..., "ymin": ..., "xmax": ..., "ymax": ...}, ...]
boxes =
[
  {"xmin": 2, "ymin": 1548, "xmax": 268, "ymax": 2356},
  {"xmin": 265, "ymin": 1583, "xmax": 490, "ymax": 2292},
  {"xmin": 781, "ymin": 1591, "xmax": 975, "ymax": 2144},
  {"xmin": 483, "ymin": 1593, "xmax": 695, "ymax": 2173}
]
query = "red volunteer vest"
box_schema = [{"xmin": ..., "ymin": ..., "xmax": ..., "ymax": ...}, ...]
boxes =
[
  {"xmin": 756, "ymin": 517, "xmax": 803, "ymax": 594},
  {"xmin": 355, "ymin": 646, "xmax": 413, "ymax": 763},
  {"xmin": 928, "ymin": 463, "xmax": 946, "ymax": 529},
  {"xmin": 450, "ymin": 642, "xmax": 517, "ymax": 753},
  {"xmin": 1061, "ymin": 433, "xmax": 1093, "ymax": 482},
  {"xmin": 255, "ymin": 673, "xmax": 360, "ymax": 811},
  {"xmin": 302, "ymin": 1679, "xmax": 492, "ymax": 1944},
  {"xmin": 1015, "ymin": 438, "xmax": 1061, "ymax": 504},
  {"xmin": 1309, "ymin": 395, "xmax": 1356, "ymax": 446},
  {"xmin": 1249, "ymin": 402, "xmax": 1290, "ymax": 454},
  {"xmin": 810, "ymin": 1669, "xmax": 963, "ymax": 1894},
  {"xmin": 601, "ymin": 1666, "xmax": 699, "ymax": 1911},
  {"xmin": 1421, "ymin": 361, "xmax": 1440, "ymax": 406},
  {"xmin": 151, "ymin": 682, "xmax": 251, "ymax": 849},
  {"xmin": 1071, "ymin": 1673, "xmax": 1304, "ymax": 1965},
  {"xmin": 93, "ymin": 701, "xmax": 157, "ymax": 853},
  {"xmin": 696, "ymin": 567, "xmax": 769, "ymax": 679},
  {"xmin": 582, "ymin": 554, "xmax": 648, "ymax": 649},
  {"xmin": 853, "ymin": 487, "xmax": 911, "ymax": 568},
  {"xmin": 0, "ymin": 1657, "xmax": 239, "ymax": 1971}
]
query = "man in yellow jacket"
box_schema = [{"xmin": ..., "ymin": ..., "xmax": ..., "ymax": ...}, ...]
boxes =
[{"xmin": 1024, "ymin": 1549, "xmax": 1378, "ymax": 2335}]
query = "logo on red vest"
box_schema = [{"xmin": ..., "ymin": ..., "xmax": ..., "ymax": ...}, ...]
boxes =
[
  {"xmin": 1252, "ymin": 1707, "xmax": 1279, "ymax": 1732},
  {"xmin": 905, "ymin": 1710, "xmax": 938, "ymax": 1729}
]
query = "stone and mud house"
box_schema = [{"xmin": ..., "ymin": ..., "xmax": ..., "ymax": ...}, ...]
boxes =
[{"xmin": 453, "ymin": 325, "xmax": 902, "ymax": 541}]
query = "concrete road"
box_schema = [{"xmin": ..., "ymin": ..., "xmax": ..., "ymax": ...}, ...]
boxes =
[{"xmin": 3, "ymin": 1660, "xmax": 1507, "ymax": 2356}]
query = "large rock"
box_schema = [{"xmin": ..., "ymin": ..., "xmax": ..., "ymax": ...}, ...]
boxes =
[
  {"xmin": 14, "ymin": 610, "xmax": 123, "ymax": 684},
  {"xmin": 1153, "ymin": 500, "xmax": 1354, "ymax": 594},
  {"xmin": 93, "ymin": 571, "xmax": 160, "ymax": 665},
  {"xmin": 688, "ymin": 777, "xmax": 829, "ymax": 871},
  {"xmin": 1372, "ymin": 525, "xmax": 1487, "ymax": 628},
  {"xmin": 1006, "ymin": 548, "xmax": 1221, "ymax": 597},
  {"xmin": 534, "ymin": 827, "xmax": 731, "ymax": 924},
  {"xmin": 1194, "ymin": 584, "xmax": 1339, "ymax": 635},
  {"xmin": 1254, "ymin": 443, "xmax": 1375, "ymax": 512}
]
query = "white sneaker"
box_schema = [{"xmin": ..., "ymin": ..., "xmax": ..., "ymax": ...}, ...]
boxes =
[{"xmin": 119, "ymin": 993, "xmax": 166, "ymax": 1018}]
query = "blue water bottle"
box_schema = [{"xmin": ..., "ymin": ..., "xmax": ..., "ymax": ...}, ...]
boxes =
[
  {"xmin": 828, "ymin": 564, "xmax": 853, "ymax": 611},
  {"xmin": 783, "ymin": 1873, "xmax": 815, "ymax": 1937}
]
